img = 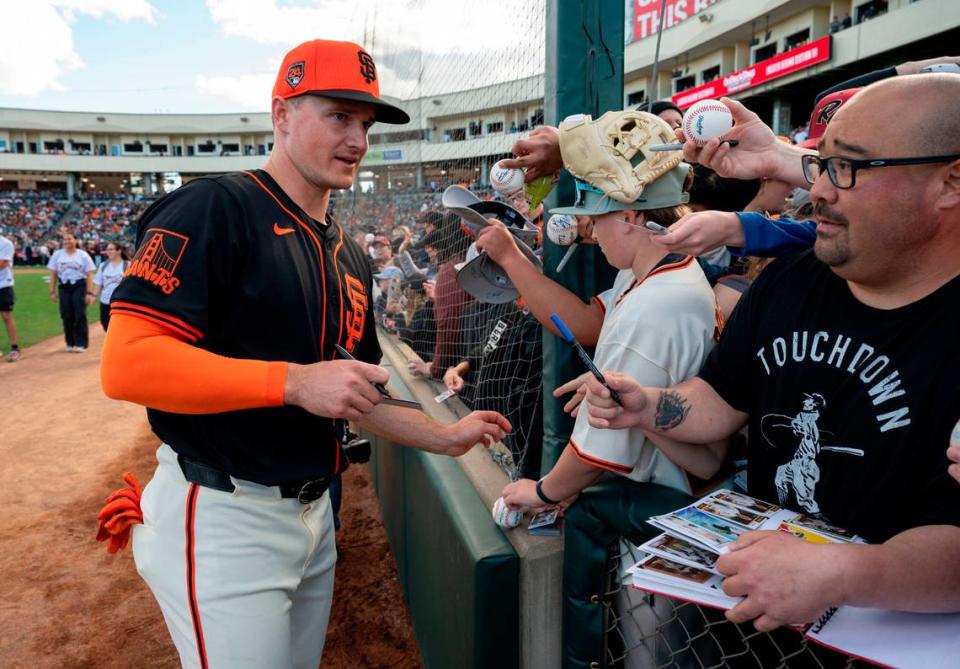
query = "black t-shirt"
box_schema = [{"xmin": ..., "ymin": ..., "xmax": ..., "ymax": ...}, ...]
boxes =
[
  {"xmin": 111, "ymin": 170, "xmax": 380, "ymax": 485},
  {"xmin": 699, "ymin": 250, "xmax": 960, "ymax": 543}
]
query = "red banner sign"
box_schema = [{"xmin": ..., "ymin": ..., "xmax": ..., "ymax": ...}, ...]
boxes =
[
  {"xmin": 672, "ymin": 35, "xmax": 832, "ymax": 109},
  {"xmin": 632, "ymin": 0, "xmax": 719, "ymax": 42}
]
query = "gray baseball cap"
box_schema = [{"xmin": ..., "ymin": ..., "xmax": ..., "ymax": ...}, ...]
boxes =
[
  {"xmin": 456, "ymin": 240, "xmax": 542, "ymax": 304},
  {"xmin": 551, "ymin": 162, "xmax": 691, "ymax": 216},
  {"xmin": 441, "ymin": 186, "xmax": 539, "ymax": 246}
]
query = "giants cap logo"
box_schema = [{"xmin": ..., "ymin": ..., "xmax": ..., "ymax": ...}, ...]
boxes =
[
  {"xmin": 126, "ymin": 228, "xmax": 188, "ymax": 295},
  {"xmin": 358, "ymin": 50, "xmax": 376, "ymax": 84},
  {"xmin": 286, "ymin": 61, "xmax": 305, "ymax": 89}
]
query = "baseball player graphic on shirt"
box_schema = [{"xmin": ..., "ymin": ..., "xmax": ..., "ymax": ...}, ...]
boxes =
[{"xmin": 762, "ymin": 393, "xmax": 864, "ymax": 514}]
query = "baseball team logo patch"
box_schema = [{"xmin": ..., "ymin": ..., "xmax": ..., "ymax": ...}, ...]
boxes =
[
  {"xmin": 357, "ymin": 50, "xmax": 376, "ymax": 84},
  {"xmin": 286, "ymin": 61, "xmax": 305, "ymax": 89},
  {"xmin": 126, "ymin": 228, "xmax": 189, "ymax": 295}
]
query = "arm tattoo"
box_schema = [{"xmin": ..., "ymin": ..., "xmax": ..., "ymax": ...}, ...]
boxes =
[{"xmin": 654, "ymin": 390, "xmax": 690, "ymax": 431}]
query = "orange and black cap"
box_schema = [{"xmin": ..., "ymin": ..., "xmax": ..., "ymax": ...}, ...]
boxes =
[{"xmin": 272, "ymin": 39, "xmax": 410, "ymax": 125}]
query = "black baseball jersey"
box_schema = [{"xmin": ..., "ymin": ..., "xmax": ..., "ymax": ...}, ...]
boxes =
[
  {"xmin": 111, "ymin": 169, "xmax": 380, "ymax": 485},
  {"xmin": 699, "ymin": 250, "xmax": 960, "ymax": 543}
]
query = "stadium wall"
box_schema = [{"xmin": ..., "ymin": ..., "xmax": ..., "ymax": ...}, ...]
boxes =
[{"xmin": 366, "ymin": 333, "xmax": 564, "ymax": 669}]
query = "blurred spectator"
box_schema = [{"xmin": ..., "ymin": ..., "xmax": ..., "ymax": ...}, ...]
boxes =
[{"xmin": 92, "ymin": 241, "xmax": 129, "ymax": 331}]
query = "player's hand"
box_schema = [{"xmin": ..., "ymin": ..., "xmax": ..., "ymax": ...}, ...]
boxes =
[
  {"xmin": 651, "ymin": 210, "xmax": 745, "ymax": 255},
  {"xmin": 443, "ymin": 367, "xmax": 465, "ymax": 392},
  {"xmin": 678, "ymin": 97, "xmax": 794, "ymax": 182},
  {"xmin": 948, "ymin": 418, "xmax": 960, "ymax": 484},
  {"xmin": 440, "ymin": 410, "xmax": 512, "ymax": 457},
  {"xmin": 584, "ymin": 371, "xmax": 649, "ymax": 429},
  {"xmin": 50, "ymin": 291, "xmax": 58, "ymax": 303},
  {"xmin": 553, "ymin": 371, "xmax": 594, "ymax": 417},
  {"xmin": 501, "ymin": 478, "xmax": 545, "ymax": 511},
  {"xmin": 499, "ymin": 126, "xmax": 563, "ymax": 181},
  {"xmin": 408, "ymin": 360, "xmax": 431, "ymax": 377},
  {"xmin": 285, "ymin": 359, "xmax": 390, "ymax": 421},
  {"xmin": 718, "ymin": 531, "xmax": 845, "ymax": 631},
  {"xmin": 475, "ymin": 220, "xmax": 524, "ymax": 267}
]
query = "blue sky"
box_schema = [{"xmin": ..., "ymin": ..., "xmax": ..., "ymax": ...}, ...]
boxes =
[{"xmin": 0, "ymin": 1, "xmax": 544, "ymax": 114}]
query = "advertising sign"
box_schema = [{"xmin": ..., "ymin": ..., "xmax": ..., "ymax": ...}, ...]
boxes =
[{"xmin": 672, "ymin": 35, "xmax": 831, "ymax": 109}]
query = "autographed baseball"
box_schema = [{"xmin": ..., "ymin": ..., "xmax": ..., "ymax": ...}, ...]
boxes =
[
  {"xmin": 490, "ymin": 161, "xmax": 525, "ymax": 195},
  {"xmin": 545, "ymin": 214, "xmax": 579, "ymax": 246},
  {"xmin": 682, "ymin": 99, "xmax": 734, "ymax": 146},
  {"xmin": 492, "ymin": 496, "xmax": 523, "ymax": 529}
]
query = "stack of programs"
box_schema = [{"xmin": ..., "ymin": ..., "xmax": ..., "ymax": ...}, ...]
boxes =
[
  {"xmin": 625, "ymin": 489, "xmax": 960, "ymax": 668},
  {"xmin": 627, "ymin": 489, "xmax": 859, "ymax": 609}
]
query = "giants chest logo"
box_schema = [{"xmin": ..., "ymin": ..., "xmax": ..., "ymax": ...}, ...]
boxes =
[{"xmin": 342, "ymin": 274, "xmax": 368, "ymax": 353}]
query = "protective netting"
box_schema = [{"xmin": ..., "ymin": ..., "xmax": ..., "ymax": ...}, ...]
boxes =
[
  {"xmin": 329, "ymin": 0, "xmax": 547, "ymax": 480},
  {"xmin": 603, "ymin": 540, "xmax": 865, "ymax": 669}
]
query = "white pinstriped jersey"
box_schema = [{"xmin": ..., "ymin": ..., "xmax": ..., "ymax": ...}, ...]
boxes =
[{"xmin": 570, "ymin": 256, "xmax": 716, "ymax": 494}]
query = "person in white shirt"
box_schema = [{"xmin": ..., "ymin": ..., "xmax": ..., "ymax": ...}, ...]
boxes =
[
  {"xmin": 0, "ymin": 234, "xmax": 21, "ymax": 362},
  {"xmin": 91, "ymin": 242, "xmax": 127, "ymax": 331},
  {"xmin": 47, "ymin": 229, "xmax": 96, "ymax": 352}
]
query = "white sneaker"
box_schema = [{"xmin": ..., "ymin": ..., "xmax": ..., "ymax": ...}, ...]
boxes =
[{"xmin": 65, "ymin": 345, "xmax": 76, "ymax": 352}]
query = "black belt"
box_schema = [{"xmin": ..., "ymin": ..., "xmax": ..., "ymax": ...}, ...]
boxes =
[{"xmin": 177, "ymin": 455, "xmax": 330, "ymax": 504}]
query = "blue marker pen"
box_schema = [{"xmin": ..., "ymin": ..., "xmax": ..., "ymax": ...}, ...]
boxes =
[{"xmin": 550, "ymin": 313, "xmax": 623, "ymax": 406}]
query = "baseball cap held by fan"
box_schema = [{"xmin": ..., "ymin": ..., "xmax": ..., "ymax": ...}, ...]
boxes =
[{"xmin": 273, "ymin": 39, "xmax": 410, "ymax": 124}]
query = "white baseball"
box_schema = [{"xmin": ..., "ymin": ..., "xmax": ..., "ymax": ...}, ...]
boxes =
[
  {"xmin": 682, "ymin": 99, "xmax": 734, "ymax": 146},
  {"xmin": 490, "ymin": 160, "xmax": 525, "ymax": 195},
  {"xmin": 492, "ymin": 496, "xmax": 523, "ymax": 529},
  {"xmin": 546, "ymin": 214, "xmax": 579, "ymax": 246}
]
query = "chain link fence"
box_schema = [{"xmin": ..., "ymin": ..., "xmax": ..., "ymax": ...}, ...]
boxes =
[{"xmin": 602, "ymin": 540, "xmax": 865, "ymax": 669}]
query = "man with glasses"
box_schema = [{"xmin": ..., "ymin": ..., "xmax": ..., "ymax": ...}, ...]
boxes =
[{"xmin": 581, "ymin": 75, "xmax": 960, "ymax": 631}]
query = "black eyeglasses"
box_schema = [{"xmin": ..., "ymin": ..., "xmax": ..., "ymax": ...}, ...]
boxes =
[{"xmin": 801, "ymin": 153, "xmax": 960, "ymax": 189}]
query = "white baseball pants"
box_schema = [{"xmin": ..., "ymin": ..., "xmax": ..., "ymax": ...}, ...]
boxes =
[{"xmin": 133, "ymin": 444, "xmax": 337, "ymax": 669}]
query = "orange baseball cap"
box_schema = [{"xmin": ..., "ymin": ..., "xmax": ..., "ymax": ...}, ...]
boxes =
[{"xmin": 272, "ymin": 39, "xmax": 410, "ymax": 124}]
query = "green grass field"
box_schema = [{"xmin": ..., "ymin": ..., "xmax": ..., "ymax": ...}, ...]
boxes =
[{"xmin": 3, "ymin": 269, "xmax": 100, "ymax": 351}]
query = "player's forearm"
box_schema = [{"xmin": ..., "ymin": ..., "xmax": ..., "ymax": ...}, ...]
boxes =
[
  {"xmin": 101, "ymin": 313, "xmax": 287, "ymax": 413},
  {"xmin": 632, "ymin": 378, "xmax": 746, "ymax": 443},
  {"xmin": 500, "ymin": 252, "xmax": 603, "ymax": 345},
  {"xmin": 540, "ymin": 445, "xmax": 606, "ymax": 501},
  {"xmin": 833, "ymin": 525, "xmax": 960, "ymax": 612},
  {"xmin": 359, "ymin": 402, "xmax": 452, "ymax": 454}
]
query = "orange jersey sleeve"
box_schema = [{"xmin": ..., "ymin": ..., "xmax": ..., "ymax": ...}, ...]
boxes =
[{"xmin": 101, "ymin": 312, "xmax": 288, "ymax": 414}]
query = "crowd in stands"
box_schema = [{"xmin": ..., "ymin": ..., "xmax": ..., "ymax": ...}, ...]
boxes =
[{"xmin": 0, "ymin": 191, "xmax": 149, "ymax": 266}]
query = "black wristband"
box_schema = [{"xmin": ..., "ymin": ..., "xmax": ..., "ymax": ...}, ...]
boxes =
[{"xmin": 535, "ymin": 479, "xmax": 560, "ymax": 506}]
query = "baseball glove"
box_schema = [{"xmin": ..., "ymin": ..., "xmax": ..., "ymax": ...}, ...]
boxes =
[{"xmin": 558, "ymin": 110, "xmax": 683, "ymax": 204}]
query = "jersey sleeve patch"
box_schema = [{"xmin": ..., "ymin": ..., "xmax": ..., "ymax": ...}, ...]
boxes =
[{"xmin": 125, "ymin": 228, "xmax": 189, "ymax": 295}]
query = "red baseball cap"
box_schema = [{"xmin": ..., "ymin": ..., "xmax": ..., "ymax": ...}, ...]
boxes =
[
  {"xmin": 800, "ymin": 87, "xmax": 861, "ymax": 149},
  {"xmin": 272, "ymin": 39, "xmax": 409, "ymax": 124}
]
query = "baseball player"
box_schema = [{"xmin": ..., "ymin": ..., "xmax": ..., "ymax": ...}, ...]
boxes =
[
  {"xmin": 0, "ymin": 234, "xmax": 20, "ymax": 361},
  {"xmin": 98, "ymin": 39, "xmax": 509, "ymax": 669},
  {"xmin": 47, "ymin": 229, "xmax": 96, "ymax": 352}
]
